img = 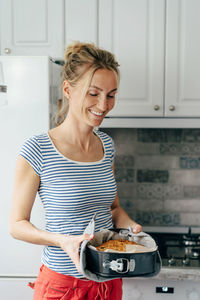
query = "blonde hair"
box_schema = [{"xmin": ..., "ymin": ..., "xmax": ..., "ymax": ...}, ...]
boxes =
[{"xmin": 56, "ymin": 41, "xmax": 120, "ymax": 125}]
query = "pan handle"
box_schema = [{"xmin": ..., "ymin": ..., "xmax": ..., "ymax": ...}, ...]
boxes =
[{"xmin": 103, "ymin": 258, "xmax": 135, "ymax": 274}]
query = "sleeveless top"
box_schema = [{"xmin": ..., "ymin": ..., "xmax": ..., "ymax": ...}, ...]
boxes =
[{"xmin": 19, "ymin": 130, "xmax": 117, "ymax": 277}]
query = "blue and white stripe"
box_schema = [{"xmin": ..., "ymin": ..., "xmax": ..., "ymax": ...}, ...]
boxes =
[{"xmin": 20, "ymin": 130, "xmax": 116, "ymax": 277}]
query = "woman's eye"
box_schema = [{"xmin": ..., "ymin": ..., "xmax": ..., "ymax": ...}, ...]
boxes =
[
  {"xmin": 107, "ymin": 95, "xmax": 115, "ymax": 99},
  {"xmin": 89, "ymin": 93, "xmax": 98, "ymax": 97}
]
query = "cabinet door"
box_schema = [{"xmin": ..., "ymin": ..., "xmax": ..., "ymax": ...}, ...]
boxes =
[
  {"xmin": 65, "ymin": 0, "xmax": 98, "ymax": 46},
  {"xmin": 0, "ymin": 0, "xmax": 64, "ymax": 58},
  {"xmin": 99, "ymin": 0, "xmax": 165, "ymax": 117},
  {"xmin": 165, "ymin": 0, "xmax": 200, "ymax": 117},
  {"xmin": 0, "ymin": 278, "xmax": 36, "ymax": 300}
]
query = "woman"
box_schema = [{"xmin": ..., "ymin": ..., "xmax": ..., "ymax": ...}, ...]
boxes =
[{"xmin": 9, "ymin": 42, "xmax": 142, "ymax": 300}]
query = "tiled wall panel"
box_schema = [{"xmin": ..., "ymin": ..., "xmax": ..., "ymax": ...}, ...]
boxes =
[{"xmin": 103, "ymin": 128, "xmax": 200, "ymax": 227}]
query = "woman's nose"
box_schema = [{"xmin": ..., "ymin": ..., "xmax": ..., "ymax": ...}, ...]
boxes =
[{"xmin": 97, "ymin": 96, "xmax": 107, "ymax": 111}]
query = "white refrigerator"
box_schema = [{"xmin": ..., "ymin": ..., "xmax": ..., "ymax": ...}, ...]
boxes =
[{"xmin": 0, "ymin": 56, "xmax": 62, "ymax": 299}]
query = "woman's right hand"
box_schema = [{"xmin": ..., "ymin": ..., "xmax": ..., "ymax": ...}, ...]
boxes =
[{"xmin": 59, "ymin": 233, "xmax": 94, "ymax": 273}]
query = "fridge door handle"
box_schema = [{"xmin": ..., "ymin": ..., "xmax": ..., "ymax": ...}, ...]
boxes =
[
  {"xmin": 0, "ymin": 62, "xmax": 8, "ymax": 106},
  {"xmin": 0, "ymin": 85, "xmax": 7, "ymax": 93}
]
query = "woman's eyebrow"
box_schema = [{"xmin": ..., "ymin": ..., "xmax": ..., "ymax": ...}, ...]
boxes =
[{"xmin": 90, "ymin": 85, "xmax": 118, "ymax": 93}]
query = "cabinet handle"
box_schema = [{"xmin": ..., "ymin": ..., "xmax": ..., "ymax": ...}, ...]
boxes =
[
  {"xmin": 4, "ymin": 48, "xmax": 11, "ymax": 54},
  {"xmin": 154, "ymin": 105, "xmax": 160, "ymax": 111},
  {"xmin": 169, "ymin": 105, "xmax": 175, "ymax": 111}
]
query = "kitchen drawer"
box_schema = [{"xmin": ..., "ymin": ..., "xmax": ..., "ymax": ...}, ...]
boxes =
[{"xmin": 0, "ymin": 277, "xmax": 36, "ymax": 300}]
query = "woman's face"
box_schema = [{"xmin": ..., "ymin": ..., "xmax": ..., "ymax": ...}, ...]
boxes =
[{"xmin": 65, "ymin": 68, "xmax": 118, "ymax": 127}]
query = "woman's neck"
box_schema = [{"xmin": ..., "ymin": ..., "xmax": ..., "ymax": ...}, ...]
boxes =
[{"xmin": 57, "ymin": 115, "xmax": 95, "ymax": 152}]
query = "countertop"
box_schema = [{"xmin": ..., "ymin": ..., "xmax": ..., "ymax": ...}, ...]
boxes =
[{"xmin": 153, "ymin": 267, "xmax": 200, "ymax": 282}]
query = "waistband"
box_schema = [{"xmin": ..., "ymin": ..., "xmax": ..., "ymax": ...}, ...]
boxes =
[{"xmin": 38, "ymin": 265, "xmax": 93, "ymax": 288}]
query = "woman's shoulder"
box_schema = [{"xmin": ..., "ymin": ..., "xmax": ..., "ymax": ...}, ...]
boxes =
[
  {"xmin": 20, "ymin": 133, "xmax": 49, "ymax": 175},
  {"xmin": 24, "ymin": 132, "xmax": 49, "ymax": 145},
  {"xmin": 95, "ymin": 129, "xmax": 113, "ymax": 143},
  {"xmin": 20, "ymin": 132, "xmax": 50, "ymax": 156},
  {"xmin": 95, "ymin": 130, "xmax": 115, "ymax": 164}
]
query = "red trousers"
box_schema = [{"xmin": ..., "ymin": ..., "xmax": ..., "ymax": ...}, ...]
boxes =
[{"xmin": 29, "ymin": 265, "xmax": 123, "ymax": 300}]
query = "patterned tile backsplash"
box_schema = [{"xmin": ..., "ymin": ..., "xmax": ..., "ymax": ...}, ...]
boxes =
[{"xmin": 102, "ymin": 128, "xmax": 200, "ymax": 227}]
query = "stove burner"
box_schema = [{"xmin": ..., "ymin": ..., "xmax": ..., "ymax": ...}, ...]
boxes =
[
  {"xmin": 148, "ymin": 230, "xmax": 200, "ymax": 268},
  {"xmin": 182, "ymin": 257, "xmax": 190, "ymax": 266},
  {"xmin": 191, "ymin": 249, "xmax": 200, "ymax": 258}
]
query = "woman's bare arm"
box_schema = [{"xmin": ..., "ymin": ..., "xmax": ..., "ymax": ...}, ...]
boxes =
[{"xmin": 9, "ymin": 156, "xmax": 92, "ymax": 272}]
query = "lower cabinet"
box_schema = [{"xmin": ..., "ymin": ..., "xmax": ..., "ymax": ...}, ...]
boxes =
[
  {"xmin": 0, "ymin": 278, "xmax": 36, "ymax": 300},
  {"xmin": 123, "ymin": 278, "xmax": 200, "ymax": 300}
]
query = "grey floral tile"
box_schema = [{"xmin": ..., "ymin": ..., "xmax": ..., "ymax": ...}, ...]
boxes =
[
  {"xmin": 182, "ymin": 129, "xmax": 200, "ymax": 142},
  {"xmin": 160, "ymin": 144, "xmax": 180, "ymax": 155},
  {"xmin": 115, "ymin": 168, "xmax": 134, "ymax": 183},
  {"xmin": 117, "ymin": 183, "xmax": 136, "ymax": 198},
  {"xmin": 136, "ymin": 183, "xmax": 183, "ymax": 200},
  {"xmin": 119, "ymin": 198, "xmax": 136, "ymax": 211},
  {"xmin": 164, "ymin": 199, "xmax": 200, "ymax": 213},
  {"xmin": 135, "ymin": 199, "xmax": 163, "ymax": 211},
  {"xmin": 184, "ymin": 185, "xmax": 200, "ymax": 199},
  {"xmin": 180, "ymin": 213, "xmax": 200, "ymax": 226},
  {"xmin": 137, "ymin": 170, "xmax": 169, "ymax": 183},
  {"xmin": 103, "ymin": 128, "xmax": 137, "ymax": 155},
  {"xmin": 135, "ymin": 155, "xmax": 178, "ymax": 169},
  {"xmin": 115, "ymin": 155, "xmax": 134, "ymax": 168},
  {"xmin": 136, "ymin": 143, "xmax": 160, "ymax": 154},
  {"xmin": 163, "ymin": 184, "xmax": 183, "ymax": 199},
  {"xmin": 160, "ymin": 143, "xmax": 200, "ymax": 155},
  {"xmin": 137, "ymin": 129, "xmax": 183, "ymax": 143},
  {"xmin": 137, "ymin": 183, "xmax": 163, "ymax": 199},
  {"xmin": 136, "ymin": 211, "xmax": 180, "ymax": 226},
  {"xmin": 180, "ymin": 157, "xmax": 200, "ymax": 169},
  {"xmin": 169, "ymin": 170, "xmax": 200, "ymax": 185},
  {"xmin": 114, "ymin": 155, "xmax": 134, "ymax": 182}
]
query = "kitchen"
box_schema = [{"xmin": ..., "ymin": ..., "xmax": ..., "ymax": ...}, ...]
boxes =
[{"xmin": 0, "ymin": 0, "xmax": 200, "ymax": 299}]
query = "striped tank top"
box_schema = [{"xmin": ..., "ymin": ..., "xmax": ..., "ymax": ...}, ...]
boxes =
[{"xmin": 19, "ymin": 130, "xmax": 117, "ymax": 277}]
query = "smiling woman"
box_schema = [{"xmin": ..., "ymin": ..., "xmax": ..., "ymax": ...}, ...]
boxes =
[
  {"xmin": 64, "ymin": 68, "xmax": 118, "ymax": 128},
  {"xmin": 57, "ymin": 42, "xmax": 120, "ymax": 126},
  {"xmin": 9, "ymin": 41, "xmax": 142, "ymax": 300}
]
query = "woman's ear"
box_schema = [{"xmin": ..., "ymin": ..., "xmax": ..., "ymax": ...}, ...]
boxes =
[{"xmin": 63, "ymin": 80, "xmax": 71, "ymax": 99}]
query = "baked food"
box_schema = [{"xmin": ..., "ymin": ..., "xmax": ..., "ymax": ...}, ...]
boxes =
[
  {"xmin": 96, "ymin": 239, "xmax": 149, "ymax": 253},
  {"xmin": 96, "ymin": 239, "xmax": 137, "ymax": 252}
]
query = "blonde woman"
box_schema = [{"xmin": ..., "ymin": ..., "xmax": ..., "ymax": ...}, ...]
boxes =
[{"xmin": 9, "ymin": 42, "xmax": 142, "ymax": 300}]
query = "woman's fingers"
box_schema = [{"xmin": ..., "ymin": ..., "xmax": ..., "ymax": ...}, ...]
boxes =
[
  {"xmin": 79, "ymin": 233, "xmax": 94, "ymax": 242},
  {"xmin": 75, "ymin": 234, "xmax": 94, "ymax": 273},
  {"xmin": 60, "ymin": 233, "xmax": 94, "ymax": 273},
  {"xmin": 132, "ymin": 224, "xmax": 142, "ymax": 233}
]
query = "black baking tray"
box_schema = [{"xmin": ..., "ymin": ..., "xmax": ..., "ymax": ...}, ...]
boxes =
[{"xmin": 85, "ymin": 228, "xmax": 161, "ymax": 278}]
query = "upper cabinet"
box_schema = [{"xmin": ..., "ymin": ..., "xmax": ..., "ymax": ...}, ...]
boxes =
[
  {"xmin": 1, "ymin": 0, "xmax": 200, "ymax": 118},
  {"xmin": 0, "ymin": 0, "xmax": 65, "ymax": 59},
  {"xmin": 99, "ymin": 0, "xmax": 165, "ymax": 117},
  {"xmin": 65, "ymin": 0, "xmax": 98, "ymax": 46},
  {"xmin": 99, "ymin": 0, "xmax": 200, "ymax": 118},
  {"xmin": 165, "ymin": 0, "xmax": 200, "ymax": 117}
]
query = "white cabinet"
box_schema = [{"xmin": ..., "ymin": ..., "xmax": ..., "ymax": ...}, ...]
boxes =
[
  {"xmin": 99, "ymin": 0, "xmax": 200, "ymax": 118},
  {"xmin": 165, "ymin": 0, "xmax": 200, "ymax": 117},
  {"xmin": 65, "ymin": 0, "xmax": 98, "ymax": 46},
  {"xmin": 99, "ymin": 0, "xmax": 165, "ymax": 117},
  {"xmin": 1, "ymin": 0, "xmax": 200, "ymax": 118},
  {"xmin": 0, "ymin": 278, "xmax": 36, "ymax": 300},
  {"xmin": 0, "ymin": 0, "xmax": 65, "ymax": 59}
]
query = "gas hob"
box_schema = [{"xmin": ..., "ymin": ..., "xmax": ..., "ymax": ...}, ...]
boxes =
[{"xmin": 144, "ymin": 226, "xmax": 200, "ymax": 269}]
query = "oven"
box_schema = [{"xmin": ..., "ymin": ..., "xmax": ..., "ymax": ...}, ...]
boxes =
[{"xmin": 122, "ymin": 226, "xmax": 200, "ymax": 300}]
